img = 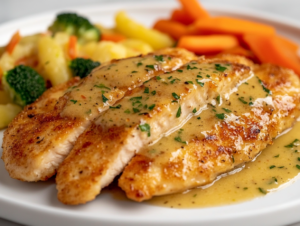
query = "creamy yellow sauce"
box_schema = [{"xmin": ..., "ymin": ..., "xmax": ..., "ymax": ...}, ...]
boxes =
[{"xmin": 147, "ymin": 121, "xmax": 300, "ymax": 208}]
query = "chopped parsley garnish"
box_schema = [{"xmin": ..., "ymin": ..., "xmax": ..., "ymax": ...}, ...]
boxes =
[
  {"xmin": 243, "ymin": 187, "xmax": 248, "ymax": 190},
  {"xmin": 222, "ymin": 108, "xmax": 232, "ymax": 113},
  {"xmin": 187, "ymin": 65, "xmax": 197, "ymax": 70},
  {"xmin": 176, "ymin": 106, "xmax": 182, "ymax": 118},
  {"xmin": 258, "ymin": 78, "xmax": 272, "ymax": 95},
  {"xmin": 124, "ymin": 109, "xmax": 130, "ymax": 114},
  {"xmin": 232, "ymin": 155, "xmax": 235, "ymax": 163},
  {"xmin": 174, "ymin": 136, "xmax": 187, "ymax": 144},
  {"xmin": 177, "ymin": 69, "xmax": 183, "ymax": 73},
  {"xmin": 86, "ymin": 109, "xmax": 91, "ymax": 115},
  {"xmin": 70, "ymin": 99, "xmax": 77, "ymax": 104},
  {"xmin": 144, "ymin": 87, "xmax": 149, "ymax": 93},
  {"xmin": 109, "ymin": 104, "xmax": 122, "ymax": 109},
  {"xmin": 278, "ymin": 166, "xmax": 284, "ymax": 169},
  {"xmin": 244, "ymin": 82, "xmax": 249, "ymax": 85},
  {"xmin": 137, "ymin": 62, "xmax": 143, "ymax": 67},
  {"xmin": 146, "ymin": 65, "xmax": 155, "ymax": 70},
  {"xmin": 130, "ymin": 96, "xmax": 143, "ymax": 101},
  {"xmin": 285, "ymin": 139, "xmax": 300, "ymax": 148},
  {"xmin": 273, "ymin": 177, "xmax": 278, "ymax": 183},
  {"xmin": 215, "ymin": 64, "xmax": 227, "ymax": 72},
  {"xmin": 197, "ymin": 75, "xmax": 203, "ymax": 78},
  {"xmin": 133, "ymin": 108, "xmax": 140, "ymax": 113},
  {"xmin": 238, "ymin": 97, "xmax": 248, "ymax": 104},
  {"xmin": 170, "ymin": 78, "xmax": 181, "ymax": 84},
  {"xmin": 269, "ymin": 165, "xmax": 276, "ymax": 169},
  {"xmin": 197, "ymin": 117, "xmax": 201, "ymax": 120},
  {"xmin": 297, "ymin": 165, "xmax": 300, "ymax": 170},
  {"xmin": 102, "ymin": 94, "xmax": 109, "ymax": 103},
  {"xmin": 94, "ymin": 84, "xmax": 111, "ymax": 90},
  {"xmin": 148, "ymin": 104, "xmax": 155, "ymax": 110},
  {"xmin": 216, "ymin": 113, "xmax": 225, "ymax": 120},
  {"xmin": 131, "ymin": 71, "xmax": 138, "ymax": 73},
  {"xmin": 185, "ymin": 81, "xmax": 194, "ymax": 84},
  {"xmin": 192, "ymin": 108, "xmax": 197, "ymax": 113},
  {"xmin": 156, "ymin": 76, "xmax": 161, "ymax": 80},
  {"xmin": 249, "ymin": 102, "xmax": 254, "ymax": 106},
  {"xmin": 168, "ymin": 76, "xmax": 173, "ymax": 79},
  {"xmin": 216, "ymin": 95, "xmax": 220, "ymax": 104},
  {"xmin": 139, "ymin": 123, "xmax": 151, "ymax": 137},
  {"xmin": 274, "ymin": 154, "xmax": 280, "ymax": 158},
  {"xmin": 151, "ymin": 90, "xmax": 156, "ymax": 95},
  {"xmin": 172, "ymin": 92, "xmax": 180, "ymax": 100},
  {"xmin": 206, "ymin": 75, "xmax": 210, "ymax": 78},
  {"xmin": 154, "ymin": 55, "xmax": 164, "ymax": 62},
  {"xmin": 196, "ymin": 79, "xmax": 204, "ymax": 87},
  {"xmin": 298, "ymin": 157, "xmax": 300, "ymax": 161},
  {"xmin": 258, "ymin": 187, "xmax": 267, "ymax": 195}
]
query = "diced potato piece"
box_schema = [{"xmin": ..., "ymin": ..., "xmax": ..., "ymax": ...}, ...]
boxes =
[
  {"xmin": 53, "ymin": 32, "xmax": 71, "ymax": 59},
  {"xmin": 38, "ymin": 36, "xmax": 72, "ymax": 86},
  {"xmin": 115, "ymin": 11, "xmax": 175, "ymax": 50},
  {"xmin": 0, "ymin": 52, "xmax": 14, "ymax": 72},
  {"xmin": 0, "ymin": 103, "xmax": 22, "ymax": 129},
  {"xmin": 80, "ymin": 42, "xmax": 97, "ymax": 58},
  {"xmin": 121, "ymin": 39, "xmax": 153, "ymax": 55},
  {"xmin": 0, "ymin": 90, "xmax": 12, "ymax": 104},
  {"xmin": 91, "ymin": 41, "xmax": 127, "ymax": 63}
]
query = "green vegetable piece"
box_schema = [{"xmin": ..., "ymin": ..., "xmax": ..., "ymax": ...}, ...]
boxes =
[
  {"xmin": 139, "ymin": 123, "xmax": 151, "ymax": 137},
  {"xmin": 131, "ymin": 71, "xmax": 138, "ymax": 73},
  {"xmin": 192, "ymin": 108, "xmax": 197, "ymax": 113},
  {"xmin": 70, "ymin": 58, "xmax": 100, "ymax": 78},
  {"xmin": 185, "ymin": 81, "xmax": 193, "ymax": 84},
  {"xmin": 2, "ymin": 65, "xmax": 46, "ymax": 106},
  {"xmin": 48, "ymin": 12, "xmax": 101, "ymax": 43},
  {"xmin": 285, "ymin": 139, "xmax": 300, "ymax": 148}
]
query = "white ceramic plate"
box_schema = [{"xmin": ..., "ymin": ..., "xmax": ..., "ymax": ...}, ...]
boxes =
[{"xmin": 1, "ymin": 2, "xmax": 300, "ymax": 226}]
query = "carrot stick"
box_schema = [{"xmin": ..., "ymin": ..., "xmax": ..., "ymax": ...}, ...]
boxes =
[
  {"xmin": 193, "ymin": 17, "xmax": 276, "ymax": 36},
  {"xmin": 277, "ymin": 36, "xmax": 298, "ymax": 52},
  {"xmin": 220, "ymin": 46, "xmax": 256, "ymax": 60},
  {"xmin": 6, "ymin": 31, "xmax": 21, "ymax": 55},
  {"xmin": 170, "ymin": 9, "xmax": 194, "ymax": 25},
  {"xmin": 68, "ymin": 35, "xmax": 77, "ymax": 60},
  {"xmin": 177, "ymin": 35, "xmax": 239, "ymax": 54},
  {"xmin": 243, "ymin": 34, "xmax": 300, "ymax": 75},
  {"xmin": 153, "ymin": 19, "xmax": 188, "ymax": 40},
  {"xmin": 179, "ymin": 0, "xmax": 210, "ymax": 21},
  {"xmin": 101, "ymin": 33, "xmax": 126, "ymax": 42}
]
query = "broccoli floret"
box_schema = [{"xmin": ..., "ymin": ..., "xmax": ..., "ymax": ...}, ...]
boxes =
[
  {"xmin": 2, "ymin": 65, "xmax": 46, "ymax": 106},
  {"xmin": 48, "ymin": 12, "xmax": 101, "ymax": 43},
  {"xmin": 69, "ymin": 58, "xmax": 101, "ymax": 78}
]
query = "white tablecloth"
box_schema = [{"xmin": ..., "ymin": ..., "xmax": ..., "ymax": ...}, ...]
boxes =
[{"xmin": 0, "ymin": 0, "xmax": 300, "ymax": 225}]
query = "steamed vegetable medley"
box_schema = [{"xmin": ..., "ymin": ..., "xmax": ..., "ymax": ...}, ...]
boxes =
[{"xmin": 0, "ymin": 11, "xmax": 174, "ymax": 128}]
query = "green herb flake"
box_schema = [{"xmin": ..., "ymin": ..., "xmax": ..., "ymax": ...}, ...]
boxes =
[
  {"xmin": 109, "ymin": 104, "xmax": 122, "ymax": 109},
  {"xmin": 258, "ymin": 78, "xmax": 272, "ymax": 95},
  {"xmin": 269, "ymin": 165, "xmax": 276, "ymax": 169},
  {"xmin": 177, "ymin": 69, "xmax": 183, "ymax": 73},
  {"xmin": 174, "ymin": 136, "xmax": 187, "ymax": 144},
  {"xmin": 197, "ymin": 75, "xmax": 203, "ymax": 78},
  {"xmin": 144, "ymin": 87, "xmax": 149, "ymax": 93},
  {"xmin": 222, "ymin": 108, "xmax": 232, "ymax": 113},
  {"xmin": 185, "ymin": 81, "xmax": 194, "ymax": 84},
  {"xmin": 133, "ymin": 108, "xmax": 140, "ymax": 113},
  {"xmin": 102, "ymin": 94, "xmax": 109, "ymax": 103},
  {"xmin": 285, "ymin": 139, "xmax": 300, "ymax": 148},
  {"xmin": 273, "ymin": 177, "xmax": 278, "ymax": 183},
  {"xmin": 278, "ymin": 166, "xmax": 284, "ymax": 169},
  {"xmin": 216, "ymin": 95, "xmax": 221, "ymax": 104},
  {"xmin": 298, "ymin": 157, "xmax": 300, "ymax": 161},
  {"xmin": 137, "ymin": 62, "xmax": 143, "ymax": 67},
  {"xmin": 216, "ymin": 113, "xmax": 225, "ymax": 120},
  {"xmin": 192, "ymin": 108, "xmax": 197, "ymax": 113},
  {"xmin": 124, "ymin": 109, "xmax": 130, "ymax": 114},
  {"xmin": 249, "ymin": 102, "xmax": 254, "ymax": 106},
  {"xmin": 149, "ymin": 104, "xmax": 155, "ymax": 110},
  {"xmin": 243, "ymin": 187, "xmax": 248, "ymax": 190},
  {"xmin": 156, "ymin": 76, "xmax": 161, "ymax": 80},
  {"xmin": 197, "ymin": 117, "xmax": 201, "ymax": 120},
  {"xmin": 131, "ymin": 71, "xmax": 138, "ymax": 73},
  {"xmin": 130, "ymin": 96, "xmax": 143, "ymax": 101},
  {"xmin": 215, "ymin": 64, "xmax": 227, "ymax": 72},
  {"xmin": 94, "ymin": 84, "xmax": 111, "ymax": 90},
  {"xmin": 154, "ymin": 55, "xmax": 164, "ymax": 62},
  {"xmin": 170, "ymin": 78, "xmax": 181, "ymax": 84},
  {"xmin": 151, "ymin": 90, "xmax": 156, "ymax": 95},
  {"xmin": 196, "ymin": 79, "xmax": 204, "ymax": 87},
  {"xmin": 274, "ymin": 154, "xmax": 280, "ymax": 158},
  {"xmin": 172, "ymin": 92, "xmax": 180, "ymax": 100},
  {"xmin": 193, "ymin": 194, "xmax": 197, "ymax": 197},
  {"xmin": 258, "ymin": 187, "xmax": 267, "ymax": 195},
  {"xmin": 244, "ymin": 82, "xmax": 249, "ymax": 85},
  {"xmin": 187, "ymin": 65, "xmax": 197, "ymax": 70},
  {"xmin": 146, "ymin": 65, "xmax": 155, "ymax": 70},
  {"xmin": 70, "ymin": 99, "xmax": 77, "ymax": 104},
  {"xmin": 86, "ymin": 109, "xmax": 91, "ymax": 115},
  {"xmin": 238, "ymin": 97, "xmax": 248, "ymax": 104},
  {"xmin": 139, "ymin": 123, "xmax": 151, "ymax": 137},
  {"xmin": 296, "ymin": 165, "xmax": 300, "ymax": 170},
  {"xmin": 232, "ymin": 155, "xmax": 235, "ymax": 163},
  {"xmin": 176, "ymin": 106, "xmax": 182, "ymax": 118}
]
